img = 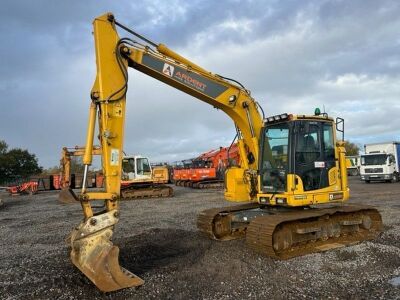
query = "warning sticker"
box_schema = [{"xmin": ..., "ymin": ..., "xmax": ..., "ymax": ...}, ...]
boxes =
[
  {"xmin": 110, "ymin": 149, "xmax": 119, "ymax": 166},
  {"xmin": 329, "ymin": 193, "xmax": 343, "ymax": 201},
  {"xmin": 162, "ymin": 63, "xmax": 175, "ymax": 77},
  {"xmin": 314, "ymin": 161, "xmax": 325, "ymax": 168}
]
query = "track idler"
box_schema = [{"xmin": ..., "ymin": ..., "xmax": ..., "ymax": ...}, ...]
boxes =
[{"xmin": 70, "ymin": 209, "xmax": 144, "ymax": 292}]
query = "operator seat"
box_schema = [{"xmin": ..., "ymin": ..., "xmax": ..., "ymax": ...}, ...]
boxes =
[{"xmin": 298, "ymin": 135, "xmax": 319, "ymax": 163}]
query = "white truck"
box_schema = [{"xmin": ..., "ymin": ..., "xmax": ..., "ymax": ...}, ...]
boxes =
[
  {"xmin": 360, "ymin": 142, "xmax": 400, "ymax": 183},
  {"xmin": 346, "ymin": 155, "xmax": 360, "ymax": 176}
]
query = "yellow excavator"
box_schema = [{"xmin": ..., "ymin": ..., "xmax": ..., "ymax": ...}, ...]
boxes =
[
  {"xmin": 68, "ymin": 13, "xmax": 382, "ymax": 292},
  {"xmin": 120, "ymin": 154, "xmax": 173, "ymax": 198},
  {"xmin": 59, "ymin": 146, "xmax": 102, "ymax": 203},
  {"xmin": 59, "ymin": 147, "xmax": 172, "ymax": 203}
]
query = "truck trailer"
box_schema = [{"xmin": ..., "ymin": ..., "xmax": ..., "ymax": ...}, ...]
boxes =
[{"xmin": 360, "ymin": 142, "xmax": 400, "ymax": 183}]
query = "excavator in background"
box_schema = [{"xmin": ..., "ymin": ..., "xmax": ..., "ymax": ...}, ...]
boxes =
[
  {"xmin": 59, "ymin": 147, "xmax": 172, "ymax": 203},
  {"xmin": 121, "ymin": 155, "xmax": 173, "ymax": 198},
  {"xmin": 151, "ymin": 164, "xmax": 170, "ymax": 184},
  {"xmin": 181, "ymin": 143, "xmax": 241, "ymax": 189},
  {"xmin": 59, "ymin": 146, "xmax": 102, "ymax": 203},
  {"xmin": 173, "ymin": 159, "xmax": 192, "ymax": 186},
  {"xmin": 67, "ymin": 13, "xmax": 382, "ymax": 292}
]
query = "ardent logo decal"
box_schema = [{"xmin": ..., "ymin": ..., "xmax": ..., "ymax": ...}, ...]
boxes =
[
  {"xmin": 162, "ymin": 63, "xmax": 174, "ymax": 77},
  {"xmin": 142, "ymin": 55, "xmax": 229, "ymax": 98},
  {"xmin": 174, "ymin": 71, "xmax": 207, "ymax": 92}
]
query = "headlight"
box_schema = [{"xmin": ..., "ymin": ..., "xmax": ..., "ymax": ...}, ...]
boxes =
[
  {"xmin": 276, "ymin": 197, "xmax": 287, "ymax": 204},
  {"xmin": 280, "ymin": 113, "xmax": 288, "ymax": 119}
]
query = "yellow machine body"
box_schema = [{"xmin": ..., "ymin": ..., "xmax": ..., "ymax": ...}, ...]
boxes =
[
  {"xmin": 67, "ymin": 13, "xmax": 380, "ymax": 293},
  {"xmin": 152, "ymin": 166, "xmax": 170, "ymax": 184}
]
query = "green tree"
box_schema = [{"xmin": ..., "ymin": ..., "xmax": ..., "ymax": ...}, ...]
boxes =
[
  {"xmin": 0, "ymin": 140, "xmax": 43, "ymax": 183},
  {"xmin": 41, "ymin": 165, "xmax": 61, "ymax": 175},
  {"xmin": 344, "ymin": 140, "xmax": 360, "ymax": 156},
  {"xmin": 0, "ymin": 140, "xmax": 7, "ymax": 154}
]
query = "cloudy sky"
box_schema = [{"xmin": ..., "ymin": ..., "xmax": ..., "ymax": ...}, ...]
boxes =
[{"xmin": 0, "ymin": 0, "xmax": 399, "ymax": 168}]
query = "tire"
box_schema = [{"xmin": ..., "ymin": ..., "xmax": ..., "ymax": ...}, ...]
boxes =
[
  {"xmin": 365, "ymin": 180, "xmax": 370, "ymax": 184},
  {"xmin": 392, "ymin": 173, "xmax": 399, "ymax": 183}
]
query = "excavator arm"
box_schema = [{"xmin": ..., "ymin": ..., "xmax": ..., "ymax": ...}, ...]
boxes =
[{"xmin": 70, "ymin": 12, "xmax": 265, "ymax": 292}]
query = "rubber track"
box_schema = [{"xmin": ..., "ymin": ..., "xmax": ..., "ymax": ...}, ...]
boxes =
[{"xmin": 246, "ymin": 204, "xmax": 382, "ymax": 259}]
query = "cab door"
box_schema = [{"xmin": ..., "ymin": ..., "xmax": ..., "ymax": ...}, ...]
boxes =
[{"xmin": 292, "ymin": 121, "xmax": 336, "ymax": 191}]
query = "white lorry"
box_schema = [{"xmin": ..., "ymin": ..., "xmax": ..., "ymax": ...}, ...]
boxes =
[{"xmin": 360, "ymin": 142, "xmax": 400, "ymax": 183}]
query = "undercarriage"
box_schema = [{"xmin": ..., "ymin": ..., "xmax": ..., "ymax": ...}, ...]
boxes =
[
  {"xmin": 120, "ymin": 183, "xmax": 173, "ymax": 199},
  {"xmin": 175, "ymin": 179, "xmax": 224, "ymax": 189},
  {"xmin": 197, "ymin": 203, "xmax": 382, "ymax": 259}
]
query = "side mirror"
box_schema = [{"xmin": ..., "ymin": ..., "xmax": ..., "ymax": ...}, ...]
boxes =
[{"xmin": 336, "ymin": 117, "xmax": 344, "ymax": 141}]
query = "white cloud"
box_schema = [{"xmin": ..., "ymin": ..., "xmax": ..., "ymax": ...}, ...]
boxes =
[{"xmin": 1, "ymin": 0, "xmax": 400, "ymax": 168}]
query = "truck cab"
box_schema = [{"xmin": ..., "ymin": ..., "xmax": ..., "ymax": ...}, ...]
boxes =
[
  {"xmin": 346, "ymin": 155, "xmax": 360, "ymax": 176},
  {"xmin": 360, "ymin": 142, "xmax": 400, "ymax": 183}
]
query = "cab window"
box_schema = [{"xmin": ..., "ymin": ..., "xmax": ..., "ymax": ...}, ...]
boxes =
[{"xmin": 323, "ymin": 124, "xmax": 335, "ymax": 160}]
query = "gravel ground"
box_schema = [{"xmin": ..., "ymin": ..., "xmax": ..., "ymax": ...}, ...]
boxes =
[{"xmin": 1, "ymin": 177, "xmax": 400, "ymax": 299}]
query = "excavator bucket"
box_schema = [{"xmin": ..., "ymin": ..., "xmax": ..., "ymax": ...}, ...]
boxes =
[
  {"xmin": 70, "ymin": 209, "xmax": 144, "ymax": 292},
  {"xmin": 58, "ymin": 188, "xmax": 79, "ymax": 204}
]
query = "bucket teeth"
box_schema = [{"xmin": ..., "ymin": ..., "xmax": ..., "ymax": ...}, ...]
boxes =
[{"xmin": 70, "ymin": 210, "xmax": 144, "ymax": 292}]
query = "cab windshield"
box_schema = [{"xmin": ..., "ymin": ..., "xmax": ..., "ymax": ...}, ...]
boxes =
[
  {"xmin": 122, "ymin": 158, "xmax": 135, "ymax": 173},
  {"xmin": 136, "ymin": 157, "xmax": 151, "ymax": 175},
  {"xmin": 361, "ymin": 154, "xmax": 387, "ymax": 166},
  {"xmin": 261, "ymin": 123, "xmax": 289, "ymax": 192}
]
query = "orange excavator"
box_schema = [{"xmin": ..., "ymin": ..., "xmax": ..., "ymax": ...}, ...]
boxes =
[
  {"xmin": 173, "ymin": 159, "xmax": 193, "ymax": 186},
  {"xmin": 186, "ymin": 143, "xmax": 241, "ymax": 189}
]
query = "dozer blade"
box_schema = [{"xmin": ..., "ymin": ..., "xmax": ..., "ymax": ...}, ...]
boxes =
[
  {"xmin": 70, "ymin": 209, "xmax": 144, "ymax": 292},
  {"xmin": 58, "ymin": 188, "xmax": 79, "ymax": 204}
]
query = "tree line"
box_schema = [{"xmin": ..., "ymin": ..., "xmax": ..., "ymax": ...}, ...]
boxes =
[{"xmin": 0, "ymin": 140, "xmax": 42, "ymax": 184}]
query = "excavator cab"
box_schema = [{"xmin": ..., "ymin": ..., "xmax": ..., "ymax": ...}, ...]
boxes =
[
  {"xmin": 258, "ymin": 113, "xmax": 347, "ymax": 206},
  {"xmin": 122, "ymin": 156, "xmax": 152, "ymax": 181}
]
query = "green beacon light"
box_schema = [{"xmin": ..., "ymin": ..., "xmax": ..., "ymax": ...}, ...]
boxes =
[{"xmin": 314, "ymin": 107, "xmax": 321, "ymax": 116}]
